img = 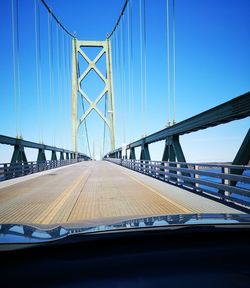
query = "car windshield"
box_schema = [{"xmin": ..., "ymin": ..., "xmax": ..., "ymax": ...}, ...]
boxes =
[{"xmin": 0, "ymin": 0, "xmax": 249, "ymax": 244}]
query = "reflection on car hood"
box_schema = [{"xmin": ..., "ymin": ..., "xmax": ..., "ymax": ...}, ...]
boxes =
[{"xmin": 0, "ymin": 213, "xmax": 250, "ymax": 244}]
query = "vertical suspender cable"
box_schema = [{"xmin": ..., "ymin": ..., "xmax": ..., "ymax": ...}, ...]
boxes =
[
  {"xmin": 127, "ymin": 1, "xmax": 131, "ymax": 142},
  {"xmin": 47, "ymin": 11, "xmax": 54, "ymax": 145},
  {"xmin": 51, "ymin": 17, "xmax": 56, "ymax": 146},
  {"xmin": 130, "ymin": 0, "xmax": 134, "ymax": 142},
  {"xmin": 123, "ymin": 17, "xmax": 127, "ymax": 144},
  {"xmin": 172, "ymin": 0, "xmax": 176, "ymax": 124},
  {"xmin": 64, "ymin": 34, "xmax": 67, "ymax": 122},
  {"xmin": 115, "ymin": 29, "xmax": 119, "ymax": 147},
  {"xmin": 62, "ymin": 33, "xmax": 67, "ymax": 128},
  {"xmin": 38, "ymin": 0, "xmax": 43, "ymax": 142},
  {"xmin": 15, "ymin": 0, "xmax": 21, "ymax": 138},
  {"xmin": 34, "ymin": 0, "xmax": 42, "ymax": 142},
  {"xmin": 139, "ymin": 0, "xmax": 144, "ymax": 137},
  {"xmin": 143, "ymin": 0, "xmax": 147, "ymax": 136},
  {"xmin": 103, "ymin": 91, "xmax": 107, "ymax": 156},
  {"xmin": 114, "ymin": 31, "xmax": 120, "ymax": 147},
  {"xmin": 119, "ymin": 29, "xmax": 123, "ymax": 147},
  {"xmin": 166, "ymin": 0, "xmax": 171, "ymax": 127},
  {"xmin": 65, "ymin": 36, "xmax": 70, "ymax": 99},
  {"xmin": 115, "ymin": 31, "xmax": 119, "ymax": 115},
  {"xmin": 56, "ymin": 25, "xmax": 61, "ymax": 110},
  {"xmin": 61, "ymin": 32, "xmax": 65, "ymax": 118},
  {"xmin": 11, "ymin": 0, "xmax": 18, "ymax": 138},
  {"xmin": 121, "ymin": 20, "xmax": 126, "ymax": 144},
  {"xmin": 60, "ymin": 30, "xmax": 64, "ymax": 116},
  {"xmin": 56, "ymin": 24, "xmax": 61, "ymax": 145}
]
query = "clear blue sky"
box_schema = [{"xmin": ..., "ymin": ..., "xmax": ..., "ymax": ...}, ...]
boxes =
[{"xmin": 0, "ymin": 0, "xmax": 249, "ymax": 162}]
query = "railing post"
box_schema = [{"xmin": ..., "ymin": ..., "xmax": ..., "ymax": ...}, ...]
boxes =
[
  {"xmin": 30, "ymin": 162, "xmax": 34, "ymax": 174},
  {"xmin": 194, "ymin": 165, "xmax": 200, "ymax": 191},
  {"xmin": 152, "ymin": 161, "xmax": 156, "ymax": 178},
  {"xmin": 222, "ymin": 167, "xmax": 230, "ymax": 197},
  {"xmin": 177, "ymin": 163, "xmax": 181, "ymax": 184},
  {"xmin": 165, "ymin": 162, "xmax": 169, "ymax": 181},
  {"xmin": 4, "ymin": 164, "xmax": 8, "ymax": 180}
]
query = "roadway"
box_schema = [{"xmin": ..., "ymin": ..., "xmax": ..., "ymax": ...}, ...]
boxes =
[{"xmin": 0, "ymin": 161, "xmax": 242, "ymax": 227}]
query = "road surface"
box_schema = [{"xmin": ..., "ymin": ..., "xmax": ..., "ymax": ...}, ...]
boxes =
[{"xmin": 0, "ymin": 161, "xmax": 242, "ymax": 227}]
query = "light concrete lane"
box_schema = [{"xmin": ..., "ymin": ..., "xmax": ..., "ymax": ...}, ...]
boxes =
[
  {"xmin": 0, "ymin": 162, "xmax": 91, "ymax": 224},
  {"xmin": 113, "ymin": 163, "xmax": 242, "ymax": 214},
  {"xmin": 0, "ymin": 161, "xmax": 242, "ymax": 226}
]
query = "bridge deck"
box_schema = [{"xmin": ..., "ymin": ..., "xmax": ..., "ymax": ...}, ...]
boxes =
[{"xmin": 0, "ymin": 161, "xmax": 242, "ymax": 227}]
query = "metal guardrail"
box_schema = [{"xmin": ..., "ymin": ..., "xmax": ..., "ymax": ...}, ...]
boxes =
[
  {"xmin": 0, "ymin": 159, "xmax": 83, "ymax": 181},
  {"xmin": 106, "ymin": 158, "xmax": 250, "ymax": 207}
]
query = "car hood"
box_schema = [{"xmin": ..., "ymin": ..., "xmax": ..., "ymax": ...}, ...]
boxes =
[{"xmin": 0, "ymin": 213, "xmax": 249, "ymax": 244}]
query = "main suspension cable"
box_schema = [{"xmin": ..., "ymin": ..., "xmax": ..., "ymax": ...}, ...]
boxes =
[
  {"xmin": 40, "ymin": 0, "xmax": 74, "ymax": 38},
  {"xmin": 107, "ymin": 0, "xmax": 129, "ymax": 39}
]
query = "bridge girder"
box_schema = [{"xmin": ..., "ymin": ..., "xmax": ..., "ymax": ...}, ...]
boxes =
[
  {"xmin": 124, "ymin": 92, "xmax": 250, "ymax": 150},
  {"xmin": 230, "ymin": 129, "xmax": 250, "ymax": 186},
  {"xmin": 106, "ymin": 92, "xmax": 250, "ymax": 165},
  {"xmin": 0, "ymin": 135, "xmax": 91, "ymax": 162}
]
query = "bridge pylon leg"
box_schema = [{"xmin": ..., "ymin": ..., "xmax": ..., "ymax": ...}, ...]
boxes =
[
  {"xmin": 10, "ymin": 145, "xmax": 28, "ymax": 177},
  {"xmin": 37, "ymin": 148, "xmax": 46, "ymax": 162},
  {"xmin": 162, "ymin": 136, "xmax": 192, "ymax": 185},
  {"xmin": 11, "ymin": 145, "xmax": 28, "ymax": 164},
  {"xmin": 51, "ymin": 151, "xmax": 57, "ymax": 161},
  {"xmin": 162, "ymin": 135, "xmax": 186, "ymax": 162},
  {"xmin": 140, "ymin": 144, "xmax": 151, "ymax": 161},
  {"xmin": 71, "ymin": 38, "xmax": 78, "ymax": 153},
  {"xmin": 37, "ymin": 148, "xmax": 46, "ymax": 171},
  {"xmin": 230, "ymin": 129, "xmax": 250, "ymax": 186},
  {"xmin": 118, "ymin": 151, "xmax": 122, "ymax": 159},
  {"xmin": 60, "ymin": 152, "xmax": 64, "ymax": 160},
  {"xmin": 129, "ymin": 147, "xmax": 136, "ymax": 160}
]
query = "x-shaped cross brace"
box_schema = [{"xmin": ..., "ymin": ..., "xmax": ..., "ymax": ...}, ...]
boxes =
[{"xmin": 78, "ymin": 46, "xmax": 110, "ymax": 129}]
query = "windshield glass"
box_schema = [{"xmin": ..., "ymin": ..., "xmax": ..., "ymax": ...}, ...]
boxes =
[{"xmin": 0, "ymin": 0, "xmax": 249, "ymax": 243}]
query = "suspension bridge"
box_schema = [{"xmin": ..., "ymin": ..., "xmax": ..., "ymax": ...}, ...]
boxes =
[{"xmin": 0, "ymin": 0, "xmax": 250, "ymax": 226}]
